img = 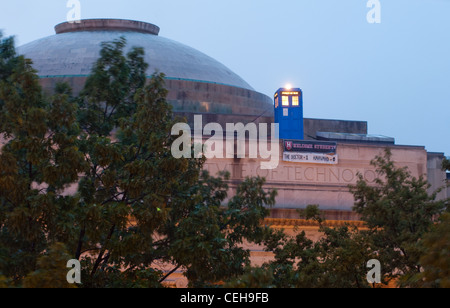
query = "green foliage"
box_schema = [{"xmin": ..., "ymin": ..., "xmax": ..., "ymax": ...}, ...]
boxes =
[
  {"xmin": 225, "ymin": 267, "xmax": 275, "ymax": 288},
  {"xmin": 442, "ymin": 157, "xmax": 450, "ymax": 172},
  {"xmin": 311, "ymin": 225, "xmax": 374, "ymax": 288},
  {"xmin": 409, "ymin": 212, "xmax": 450, "ymax": 288},
  {"xmin": 350, "ymin": 149, "xmax": 446, "ymax": 286},
  {"xmin": 256, "ymin": 206, "xmax": 374, "ymax": 288},
  {"xmin": 22, "ymin": 243, "xmax": 76, "ymax": 288},
  {"xmin": 0, "ymin": 34, "xmax": 86, "ymax": 286},
  {"xmin": 72, "ymin": 42, "xmax": 210, "ymax": 286},
  {"xmin": 169, "ymin": 173, "xmax": 276, "ymax": 287},
  {"xmin": 297, "ymin": 204, "xmax": 324, "ymax": 224},
  {"xmin": 0, "ymin": 32, "xmax": 18, "ymax": 81},
  {"xmin": 78, "ymin": 37, "xmax": 148, "ymax": 136}
]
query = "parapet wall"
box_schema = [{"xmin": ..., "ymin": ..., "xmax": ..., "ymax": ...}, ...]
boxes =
[{"xmin": 202, "ymin": 140, "xmax": 430, "ymax": 219}]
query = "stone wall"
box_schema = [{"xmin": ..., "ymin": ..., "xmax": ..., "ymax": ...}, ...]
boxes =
[
  {"xmin": 38, "ymin": 76, "xmax": 274, "ymax": 121},
  {"xmin": 427, "ymin": 152, "xmax": 448, "ymax": 201},
  {"xmin": 203, "ymin": 139, "xmax": 432, "ymax": 219}
]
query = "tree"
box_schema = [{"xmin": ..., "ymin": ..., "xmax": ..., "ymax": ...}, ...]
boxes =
[
  {"xmin": 0, "ymin": 32, "xmax": 18, "ymax": 81},
  {"xmin": 252, "ymin": 205, "xmax": 374, "ymax": 288},
  {"xmin": 70, "ymin": 38, "xmax": 191, "ymax": 286},
  {"xmin": 22, "ymin": 242, "xmax": 77, "ymax": 288},
  {"xmin": 350, "ymin": 148, "xmax": 446, "ymax": 287},
  {"xmin": 0, "ymin": 32, "xmax": 86, "ymax": 285},
  {"xmin": 443, "ymin": 157, "xmax": 450, "ymax": 172},
  {"xmin": 168, "ymin": 172, "xmax": 276, "ymax": 287},
  {"xmin": 415, "ymin": 212, "xmax": 450, "ymax": 288}
]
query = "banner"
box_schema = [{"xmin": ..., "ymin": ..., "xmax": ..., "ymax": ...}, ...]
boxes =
[
  {"xmin": 283, "ymin": 152, "xmax": 338, "ymax": 165},
  {"xmin": 283, "ymin": 140, "xmax": 337, "ymax": 154}
]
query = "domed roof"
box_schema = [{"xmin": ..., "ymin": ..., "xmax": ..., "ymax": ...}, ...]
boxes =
[{"xmin": 17, "ymin": 19, "xmax": 254, "ymax": 91}]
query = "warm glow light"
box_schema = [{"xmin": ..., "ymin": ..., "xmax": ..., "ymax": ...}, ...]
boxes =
[{"xmin": 285, "ymin": 83, "xmax": 292, "ymax": 90}]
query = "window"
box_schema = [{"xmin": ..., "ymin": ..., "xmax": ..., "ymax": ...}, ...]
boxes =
[
  {"xmin": 275, "ymin": 97, "xmax": 279, "ymax": 108},
  {"xmin": 282, "ymin": 96, "xmax": 289, "ymax": 106},
  {"xmin": 292, "ymin": 96, "xmax": 299, "ymax": 106}
]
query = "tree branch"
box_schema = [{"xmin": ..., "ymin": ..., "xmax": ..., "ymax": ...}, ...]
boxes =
[
  {"xmin": 91, "ymin": 224, "xmax": 116, "ymax": 276},
  {"xmin": 75, "ymin": 225, "xmax": 86, "ymax": 260},
  {"xmin": 159, "ymin": 264, "xmax": 181, "ymax": 284}
]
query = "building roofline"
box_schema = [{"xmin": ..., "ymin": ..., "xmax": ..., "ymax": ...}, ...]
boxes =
[{"xmin": 55, "ymin": 19, "xmax": 160, "ymax": 35}]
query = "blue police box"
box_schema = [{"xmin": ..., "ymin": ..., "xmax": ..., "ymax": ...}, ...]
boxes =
[{"xmin": 274, "ymin": 87, "xmax": 304, "ymax": 140}]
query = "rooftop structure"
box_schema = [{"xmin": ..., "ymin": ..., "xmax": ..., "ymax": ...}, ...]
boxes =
[{"xmin": 18, "ymin": 19, "xmax": 274, "ymax": 123}]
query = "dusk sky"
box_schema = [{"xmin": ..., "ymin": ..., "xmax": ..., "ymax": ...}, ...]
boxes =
[{"xmin": 1, "ymin": 0, "xmax": 449, "ymax": 157}]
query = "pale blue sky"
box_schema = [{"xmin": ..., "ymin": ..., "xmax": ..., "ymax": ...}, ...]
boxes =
[{"xmin": 1, "ymin": 0, "xmax": 449, "ymax": 156}]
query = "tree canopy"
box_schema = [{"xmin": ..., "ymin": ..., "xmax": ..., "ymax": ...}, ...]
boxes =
[{"xmin": 350, "ymin": 149, "xmax": 447, "ymax": 287}]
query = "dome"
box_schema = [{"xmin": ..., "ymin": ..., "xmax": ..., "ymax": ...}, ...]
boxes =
[
  {"xmin": 17, "ymin": 19, "xmax": 274, "ymax": 122},
  {"xmin": 19, "ymin": 19, "xmax": 253, "ymax": 90}
]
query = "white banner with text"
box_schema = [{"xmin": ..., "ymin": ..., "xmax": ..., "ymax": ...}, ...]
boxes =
[{"xmin": 283, "ymin": 152, "xmax": 338, "ymax": 165}]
